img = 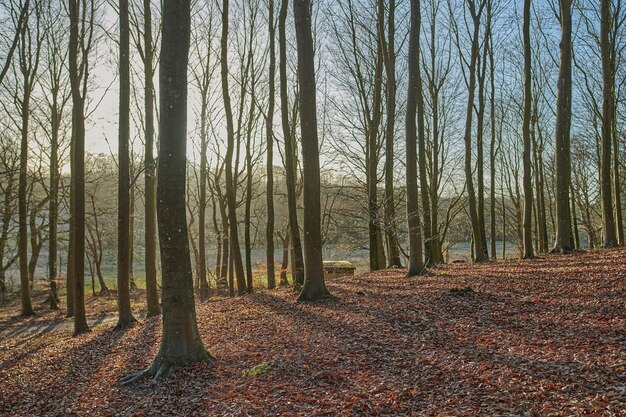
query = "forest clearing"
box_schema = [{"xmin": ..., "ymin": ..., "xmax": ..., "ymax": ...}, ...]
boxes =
[{"xmin": 1, "ymin": 249, "xmax": 624, "ymax": 416}]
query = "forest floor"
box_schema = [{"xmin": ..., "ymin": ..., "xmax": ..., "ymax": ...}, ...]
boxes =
[{"xmin": 0, "ymin": 249, "xmax": 625, "ymax": 416}]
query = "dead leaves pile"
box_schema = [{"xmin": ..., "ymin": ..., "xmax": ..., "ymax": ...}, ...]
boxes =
[{"xmin": 0, "ymin": 249, "xmax": 625, "ymax": 416}]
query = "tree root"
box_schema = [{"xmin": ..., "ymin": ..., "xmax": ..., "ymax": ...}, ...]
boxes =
[
  {"xmin": 118, "ymin": 360, "xmax": 173, "ymax": 386},
  {"xmin": 119, "ymin": 350, "xmax": 215, "ymax": 386},
  {"xmin": 114, "ymin": 317, "xmax": 138, "ymax": 331},
  {"xmin": 297, "ymin": 288, "xmax": 332, "ymax": 302}
]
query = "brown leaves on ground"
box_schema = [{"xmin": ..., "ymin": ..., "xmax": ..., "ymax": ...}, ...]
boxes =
[{"xmin": 1, "ymin": 249, "xmax": 625, "ymax": 416}]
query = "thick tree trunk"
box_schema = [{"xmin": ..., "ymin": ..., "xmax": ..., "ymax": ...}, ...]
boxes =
[
  {"xmin": 116, "ymin": 0, "xmax": 137, "ymax": 329},
  {"xmin": 69, "ymin": 0, "xmax": 89, "ymax": 334},
  {"xmin": 522, "ymin": 0, "xmax": 534, "ymax": 258},
  {"xmin": 293, "ymin": 0, "xmax": 329, "ymax": 302},
  {"xmin": 279, "ymin": 0, "xmax": 304, "ymax": 287},
  {"xmin": 406, "ymin": 0, "xmax": 425, "ymax": 276},
  {"xmin": 551, "ymin": 0, "xmax": 573, "ymax": 253},
  {"xmin": 600, "ymin": 0, "xmax": 617, "ymax": 247},
  {"xmin": 121, "ymin": 0, "xmax": 212, "ymax": 383}
]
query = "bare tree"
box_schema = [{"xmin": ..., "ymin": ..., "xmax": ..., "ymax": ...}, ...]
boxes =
[
  {"xmin": 15, "ymin": 0, "xmax": 43, "ymax": 316},
  {"xmin": 120, "ymin": 0, "xmax": 213, "ymax": 383},
  {"xmin": 221, "ymin": 0, "xmax": 246, "ymax": 295},
  {"xmin": 551, "ymin": 0, "xmax": 573, "ymax": 253},
  {"xmin": 406, "ymin": 0, "xmax": 425, "ymax": 276},
  {"xmin": 522, "ymin": 0, "xmax": 535, "ymax": 258},
  {"xmin": 294, "ymin": 0, "xmax": 329, "ymax": 301},
  {"xmin": 116, "ymin": 0, "xmax": 137, "ymax": 329}
]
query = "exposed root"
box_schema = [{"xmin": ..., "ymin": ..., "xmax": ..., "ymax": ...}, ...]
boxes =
[
  {"xmin": 114, "ymin": 317, "xmax": 138, "ymax": 331},
  {"xmin": 297, "ymin": 288, "xmax": 332, "ymax": 302},
  {"xmin": 119, "ymin": 350, "xmax": 215, "ymax": 386},
  {"xmin": 119, "ymin": 369, "xmax": 151, "ymax": 385}
]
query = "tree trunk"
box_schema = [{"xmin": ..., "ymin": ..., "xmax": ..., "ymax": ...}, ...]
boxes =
[
  {"xmin": 522, "ymin": 0, "xmax": 534, "ymax": 258},
  {"xmin": 143, "ymin": 0, "xmax": 160, "ymax": 316},
  {"xmin": 294, "ymin": 0, "xmax": 329, "ymax": 301},
  {"xmin": 279, "ymin": 231, "xmax": 290, "ymax": 286},
  {"xmin": 551, "ymin": 0, "xmax": 573, "ymax": 253},
  {"xmin": 382, "ymin": 0, "xmax": 401, "ymax": 268},
  {"xmin": 129, "ymin": 185, "xmax": 137, "ymax": 290},
  {"xmin": 244, "ymin": 108, "xmax": 254, "ymax": 294},
  {"xmin": 221, "ymin": 0, "xmax": 246, "ymax": 296},
  {"xmin": 69, "ymin": 0, "xmax": 89, "ymax": 334},
  {"xmin": 488, "ymin": 19, "xmax": 497, "ymax": 260},
  {"xmin": 198, "ymin": 77, "xmax": 210, "ymax": 301},
  {"xmin": 266, "ymin": 0, "xmax": 277, "ymax": 289},
  {"xmin": 67, "ymin": 172, "xmax": 75, "ymax": 317},
  {"xmin": 613, "ymin": 118, "xmax": 624, "ymax": 245},
  {"xmin": 49, "ymin": 89, "xmax": 59, "ymax": 310},
  {"xmin": 600, "ymin": 0, "xmax": 617, "ymax": 247},
  {"xmin": 474, "ymin": 2, "xmax": 489, "ymax": 262},
  {"xmin": 463, "ymin": 3, "xmax": 488, "ymax": 262},
  {"xmin": 279, "ymin": 0, "xmax": 304, "ymax": 287},
  {"xmin": 0, "ymin": 167, "xmax": 17, "ymax": 301},
  {"xmin": 219, "ymin": 197, "xmax": 229, "ymax": 287},
  {"xmin": 121, "ymin": 0, "xmax": 212, "ymax": 383},
  {"xmin": 571, "ymin": 184, "xmax": 579, "ymax": 249},
  {"xmin": 18, "ymin": 68, "xmax": 35, "ymax": 316},
  {"xmin": 116, "ymin": 0, "xmax": 137, "ymax": 329},
  {"xmin": 367, "ymin": 0, "xmax": 385, "ymax": 272},
  {"xmin": 406, "ymin": 0, "xmax": 425, "ymax": 276}
]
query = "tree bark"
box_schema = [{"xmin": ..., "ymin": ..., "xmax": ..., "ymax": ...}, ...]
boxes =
[
  {"xmin": 121, "ymin": 0, "xmax": 213, "ymax": 384},
  {"xmin": 406, "ymin": 0, "xmax": 425, "ymax": 276},
  {"xmin": 266, "ymin": 0, "xmax": 277, "ymax": 289},
  {"xmin": 18, "ymin": 51, "xmax": 35, "ymax": 316},
  {"xmin": 462, "ymin": 1, "xmax": 488, "ymax": 262},
  {"xmin": 600, "ymin": 0, "xmax": 617, "ymax": 247},
  {"xmin": 551, "ymin": 0, "xmax": 573, "ymax": 253},
  {"xmin": 382, "ymin": 0, "xmax": 401, "ymax": 269},
  {"xmin": 143, "ymin": 0, "xmax": 160, "ymax": 316},
  {"xmin": 279, "ymin": 0, "xmax": 304, "ymax": 287},
  {"xmin": 221, "ymin": 0, "xmax": 246, "ymax": 295},
  {"xmin": 116, "ymin": 0, "xmax": 137, "ymax": 329},
  {"xmin": 293, "ymin": 0, "xmax": 329, "ymax": 302},
  {"xmin": 69, "ymin": 0, "xmax": 89, "ymax": 334},
  {"xmin": 522, "ymin": 0, "xmax": 534, "ymax": 258}
]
